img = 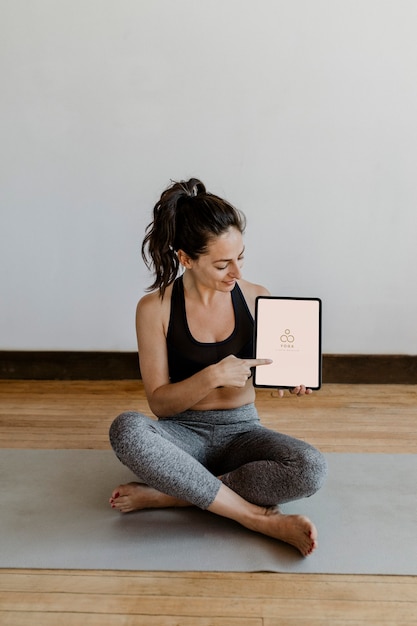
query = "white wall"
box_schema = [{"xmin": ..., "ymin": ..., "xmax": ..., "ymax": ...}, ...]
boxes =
[{"xmin": 1, "ymin": 0, "xmax": 416, "ymax": 354}]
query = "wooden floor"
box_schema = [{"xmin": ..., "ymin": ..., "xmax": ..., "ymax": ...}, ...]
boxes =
[{"xmin": 0, "ymin": 380, "xmax": 416, "ymax": 625}]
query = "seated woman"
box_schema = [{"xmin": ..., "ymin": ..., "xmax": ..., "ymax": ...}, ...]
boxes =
[{"xmin": 109, "ymin": 178, "xmax": 327, "ymax": 556}]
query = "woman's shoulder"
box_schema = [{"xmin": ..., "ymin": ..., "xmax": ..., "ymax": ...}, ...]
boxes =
[
  {"xmin": 236, "ymin": 279, "xmax": 270, "ymax": 316},
  {"xmin": 136, "ymin": 283, "xmax": 174, "ymax": 329},
  {"xmin": 237, "ymin": 278, "xmax": 270, "ymax": 298},
  {"xmin": 137, "ymin": 282, "xmax": 174, "ymax": 307}
]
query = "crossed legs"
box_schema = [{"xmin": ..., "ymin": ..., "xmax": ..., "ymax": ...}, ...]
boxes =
[{"xmin": 108, "ymin": 410, "xmax": 327, "ymax": 556}]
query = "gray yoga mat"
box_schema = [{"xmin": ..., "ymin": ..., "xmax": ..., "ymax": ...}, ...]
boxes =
[{"xmin": 1, "ymin": 449, "xmax": 416, "ymax": 574}]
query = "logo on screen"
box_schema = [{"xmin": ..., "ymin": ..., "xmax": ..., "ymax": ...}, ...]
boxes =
[{"xmin": 280, "ymin": 329, "xmax": 295, "ymax": 348}]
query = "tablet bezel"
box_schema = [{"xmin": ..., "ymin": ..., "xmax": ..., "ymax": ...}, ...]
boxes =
[{"xmin": 253, "ymin": 296, "xmax": 322, "ymax": 390}]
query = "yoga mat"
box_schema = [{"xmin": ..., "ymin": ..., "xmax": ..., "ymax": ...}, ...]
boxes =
[{"xmin": 0, "ymin": 450, "xmax": 416, "ymax": 574}]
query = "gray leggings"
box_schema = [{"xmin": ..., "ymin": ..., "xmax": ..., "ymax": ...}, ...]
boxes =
[{"xmin": 109, "ymin": 403, "xmax": 327, "ymax": 510}]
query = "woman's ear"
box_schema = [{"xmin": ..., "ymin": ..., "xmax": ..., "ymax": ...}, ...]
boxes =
[{"xmin": 177, "ymin": 249, "xmax": 193, "ymax": 269}]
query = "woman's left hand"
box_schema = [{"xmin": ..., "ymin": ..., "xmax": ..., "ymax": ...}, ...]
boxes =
[{"xmin": 276, "ymin": 385, "xmax": 313, "ymax": 398}]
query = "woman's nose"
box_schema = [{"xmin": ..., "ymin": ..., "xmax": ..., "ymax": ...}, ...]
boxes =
[{"xmin": 229, "ymin": 263, "xmax": 242, "ymax": 279}]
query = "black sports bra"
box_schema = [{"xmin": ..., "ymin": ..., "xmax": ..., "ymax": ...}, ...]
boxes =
[{"xmin": 166, "ymin": 276, "xmax": 254, "ymax": 383}]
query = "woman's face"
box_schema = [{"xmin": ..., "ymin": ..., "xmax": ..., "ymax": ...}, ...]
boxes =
[{"xmin": 187, "ymin": 227, "xmax": 245, "ymax": 292}]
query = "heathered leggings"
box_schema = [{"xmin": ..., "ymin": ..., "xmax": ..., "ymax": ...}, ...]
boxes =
[{"xmin": 109, "ymin": 403, "xmax": 327, "ymax": 510}]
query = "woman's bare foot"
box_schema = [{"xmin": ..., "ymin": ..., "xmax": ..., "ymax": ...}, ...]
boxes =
[
  {"xmin": 110, "ymin": 482, "xmax": 317, "ymax": 556},
  {"xmin": 109, "ymin": 482, "xmax": 191, "ymax": 513},
  {"xmin": 208, "ymin": 484, "xmax": 318, "ymax": 557},
  {"xmin": 255, "ymin": 507, "xmax": 317, "ymax": 556}
]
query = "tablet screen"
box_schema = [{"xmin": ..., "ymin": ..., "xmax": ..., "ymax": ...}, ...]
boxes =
[{"xmin": 253, "ymin": 296, "xmax": 322, "ymax": 389}]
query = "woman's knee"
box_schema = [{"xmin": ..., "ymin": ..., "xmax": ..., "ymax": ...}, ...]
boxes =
[
  {"xmin": 301, "ymin": 445, "xmax": 328, "ymax": 496},
  {"xmin": 109, "ymin": 411, "xmax": 149, "ymax": 451}
]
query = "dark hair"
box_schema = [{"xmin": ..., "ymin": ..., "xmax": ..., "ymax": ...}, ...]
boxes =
[{"xmin": 142, "ymin": 178, "xmax": 246, "ymax": 295}]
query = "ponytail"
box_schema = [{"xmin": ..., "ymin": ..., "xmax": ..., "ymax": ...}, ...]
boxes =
[{"xmin": 142, "ymin": 178, "xmax": 246, "ymax": 296}]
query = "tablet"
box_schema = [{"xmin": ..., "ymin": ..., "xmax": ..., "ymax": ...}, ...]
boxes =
[{"xmin": 253, "ymin": 296, "xmax": 322, "ymax": 390}]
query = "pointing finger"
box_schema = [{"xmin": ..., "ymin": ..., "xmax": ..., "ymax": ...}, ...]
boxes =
[{"xmin": 245, "ymin": 359, "xmax": 273, "ymax": 367}]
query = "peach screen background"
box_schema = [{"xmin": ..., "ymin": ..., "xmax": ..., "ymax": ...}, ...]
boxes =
[{"xmin": 254, "ymin": 298, "xmax": 321, "ymax": 388}]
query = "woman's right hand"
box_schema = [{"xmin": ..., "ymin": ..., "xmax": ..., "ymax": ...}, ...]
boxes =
[{"xmin": 214, "ymin": 355, "xmax": 272, "ymax": 388}]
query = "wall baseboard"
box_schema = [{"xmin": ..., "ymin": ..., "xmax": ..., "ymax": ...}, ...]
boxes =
[
  {"xmin": 322, "ymin": 354, "xmax": 416, "ymax": 384},
  {"xmin": 0, "ymin": 351, "xmax": 416, "ymax": 384},
  {"xmin": 0, "ymin": 351, "xmax": 139, "ymax": 381}
]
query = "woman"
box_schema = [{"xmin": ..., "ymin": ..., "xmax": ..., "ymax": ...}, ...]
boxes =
[{"xmin": 109, "ymin": 178, "xmax": 327, "ymax": 556}]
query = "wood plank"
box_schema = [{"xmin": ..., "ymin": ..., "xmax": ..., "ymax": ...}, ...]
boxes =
[
  {"xmin": 1, "ymin": 592, "xmax": 416, "ymax": 621},
  {"xmin": 265, "ymin": 621, "xmax": 415, "ymax": 626},
  {"xmin": 0, "ymin": 614, "xmax": 260, "ymax": 626},
  {"xmin": 1, "ymin": 572, "xmax": 416, "ymax": 602}
]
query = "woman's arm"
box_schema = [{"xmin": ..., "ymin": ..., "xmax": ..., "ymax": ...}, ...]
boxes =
[{"xmin": 136, "ymin": 292, "xmax": 270, "ymax": 418}]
